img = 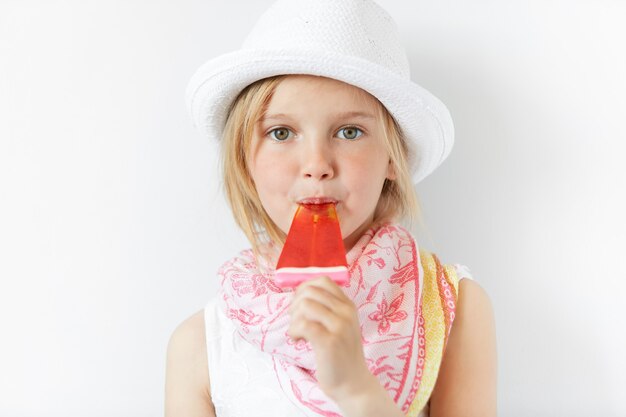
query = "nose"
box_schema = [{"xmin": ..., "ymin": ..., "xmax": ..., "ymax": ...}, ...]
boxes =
[{"xmin": 301, "ymin": 137, "xmax": 335, "ymax": 181}]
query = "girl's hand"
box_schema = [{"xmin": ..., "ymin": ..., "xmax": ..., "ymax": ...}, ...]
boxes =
[{"xmin": 287, "ymin": 276, "xmax": 377, "ymax": 402}]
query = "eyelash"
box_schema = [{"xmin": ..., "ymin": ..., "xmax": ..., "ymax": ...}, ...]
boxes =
[{"xmin": 266, "ymin": 126, "xmax": 364, "ymax": 142}]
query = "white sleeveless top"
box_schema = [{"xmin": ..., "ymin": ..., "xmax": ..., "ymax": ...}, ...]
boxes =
[{"xmin": 204, "ymin": 297, "xmax": 429, "ymax": 417}]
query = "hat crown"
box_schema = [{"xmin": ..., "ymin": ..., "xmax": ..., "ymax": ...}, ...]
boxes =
[{"xmin": 242, "ymin": 0, "xmax": 410, "ymax": 78}]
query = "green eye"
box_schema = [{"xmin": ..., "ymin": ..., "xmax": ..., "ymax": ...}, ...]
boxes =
[
  {"xmin": 338, "ymin": 127, "xmax": 363, "ymax": 140},
  {"xmin": 269, "ymin": 128, "xmax": 291, "ymax": 141}
]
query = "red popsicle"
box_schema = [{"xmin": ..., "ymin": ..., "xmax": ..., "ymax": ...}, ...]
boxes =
[{"xmin": 274, "ymin": 203, "xmax": 349, "ymax": 288}]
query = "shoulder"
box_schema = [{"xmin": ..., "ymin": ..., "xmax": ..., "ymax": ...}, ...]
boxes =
[
  {"xmin": 167, "ymin": 310, "xmax": 208, "ymax": 366},
  {"xmin": 457, "ymin": 278, "xmax": 493, "ymax": 318},
  {"xmin": 453, "ymin": 280, "xmax": 496, "ymax": 356},
  {"xmin": 165, "ymin": 310, "xmax": 215, "ymax": 417},
  {"xmin": 168, "ymin": 309, "xmax": 206, "ymax": 347},
  {"xmin": 429, "ymin": 278, "xmax": 498, "ymax": 417},
  {"xmin": 166, "ymin": 310, "xmax": 209, "ymax": 371}
]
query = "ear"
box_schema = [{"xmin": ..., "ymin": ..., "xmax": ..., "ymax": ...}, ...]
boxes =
[{"xmin": 386, "ymin": 160, "xmax": 397, "ymax": 181}]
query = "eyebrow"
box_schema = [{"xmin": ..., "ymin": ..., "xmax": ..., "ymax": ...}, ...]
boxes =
[{"xmin": 260, "ymin": 111, "xmax": 376, "ymax": 122}]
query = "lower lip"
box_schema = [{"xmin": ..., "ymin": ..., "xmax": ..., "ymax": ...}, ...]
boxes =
[{"xmin": 298, "ymin": 199, "xmax": 338, "ymax": 205}]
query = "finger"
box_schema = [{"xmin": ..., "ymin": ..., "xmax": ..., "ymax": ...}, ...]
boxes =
[
  {"xmin": 290, "ymin": 295, "xmax": 332, "ymax": 322},
  {"xmin": 296, "ymin": 278, "xmax": 357, "ymax": 322},
  {"xmin": 297, "ymin": 276, "xmax": 349, "ymax": 303},
  {"xmin": 291, "ymin": 284, "xmax": 344, "ymax": 313},
  {"xmin": 290, "ymin": 297, "xmax": 347, "ymax": 334},
  {"xmin": 288, "ymin": 316, "xmax": 328, "ymax": 344}
]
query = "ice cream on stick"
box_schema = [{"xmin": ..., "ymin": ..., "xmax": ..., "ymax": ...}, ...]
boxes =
[{"xmin": 274, "ymin": 202, "xmax": 349, "ymax": 288}]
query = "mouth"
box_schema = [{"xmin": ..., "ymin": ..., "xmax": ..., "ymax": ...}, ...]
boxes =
[{"xmin": 297, "ymin": 197, "xmax": 338, "ymax": 205}]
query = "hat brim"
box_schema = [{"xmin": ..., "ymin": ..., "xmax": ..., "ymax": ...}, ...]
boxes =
[{"xmin": 186, "ymin": 48, "xmax": 454, "ymax": 184}]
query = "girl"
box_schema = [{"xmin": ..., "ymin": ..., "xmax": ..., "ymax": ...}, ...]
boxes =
[{"xmin": 165, "ymin": 1, "xmax": 497, "ymax": 416}]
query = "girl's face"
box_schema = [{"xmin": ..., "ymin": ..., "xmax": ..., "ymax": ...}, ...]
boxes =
[{"xmin": 248, "ymin": 75, "xmax": 395, "ymax": 252}]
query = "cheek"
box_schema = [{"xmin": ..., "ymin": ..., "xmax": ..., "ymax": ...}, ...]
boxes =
[
  {"xmin": 250, "ymin": 148, "xmax": 286, "ymax": 192},
  {"xmin": 345, "ymin": 147, "xmax": 389, "ymax": 184},
  {"xmin": 249, "ymin": 148, "xmax": 294, "ymax": 229},
  {"xmin": 341, "ymin": 148, "xmax": 390, "ymax": 215}
]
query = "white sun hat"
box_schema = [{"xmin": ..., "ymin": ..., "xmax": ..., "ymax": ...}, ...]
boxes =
[{"xmin": 185, "ymin": 0, "xmax": 454, "ymax": 184}]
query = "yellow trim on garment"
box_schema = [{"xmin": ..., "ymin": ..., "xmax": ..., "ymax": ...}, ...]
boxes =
[{"xmin": 405, "ymin": 250, "xmax": 460, "ymax": 416}]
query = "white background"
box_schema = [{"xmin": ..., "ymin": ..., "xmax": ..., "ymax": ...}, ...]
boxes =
[{"xmin": 1, "ymin": 0, "xmax": 625, "ymax": 416}]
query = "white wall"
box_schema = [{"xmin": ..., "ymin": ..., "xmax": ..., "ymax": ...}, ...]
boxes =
[{"xmin": 1, "ymin": 0, "xmax": 624, "ymax": 415}]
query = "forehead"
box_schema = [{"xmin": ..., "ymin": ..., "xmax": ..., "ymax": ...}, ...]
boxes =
[{"xmin": 266, "ymin": 75, "xmax": 380, "ymax": 112}]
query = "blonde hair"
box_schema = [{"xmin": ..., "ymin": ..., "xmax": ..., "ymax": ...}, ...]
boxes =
[{"xmin": 220, "ymin": 75, "xmax": 421, "ymax": 255}]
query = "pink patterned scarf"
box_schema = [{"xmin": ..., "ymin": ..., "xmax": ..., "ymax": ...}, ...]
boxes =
[{"xmin": 217, "ymin": 223, "xmax": 424, "ymax": 416}]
